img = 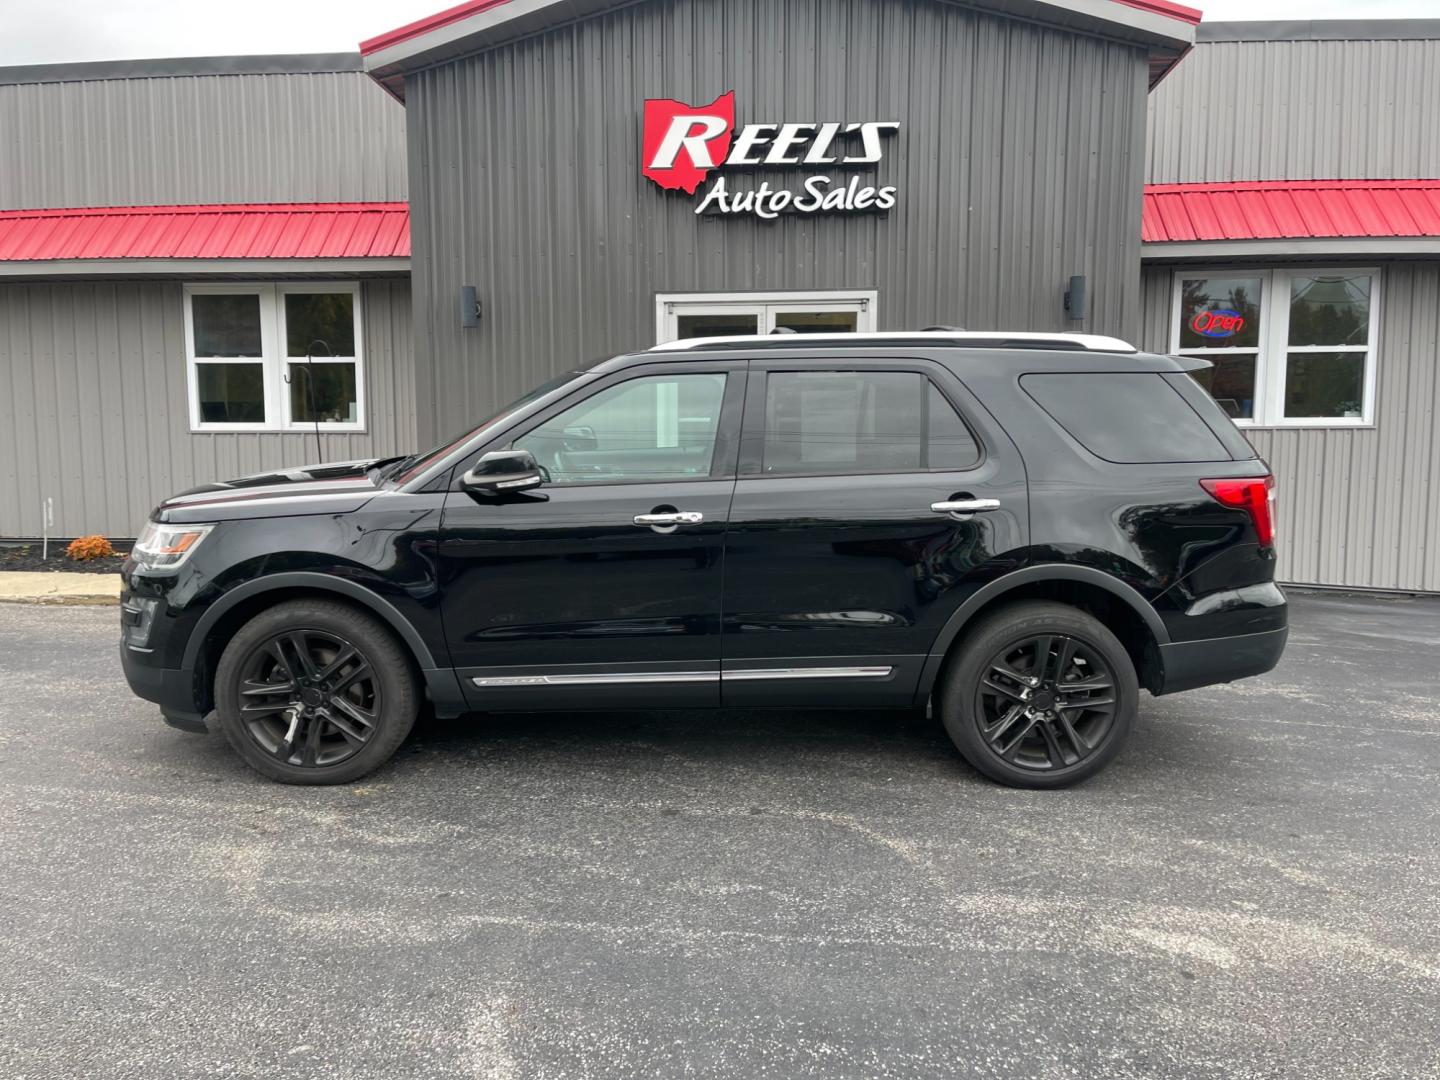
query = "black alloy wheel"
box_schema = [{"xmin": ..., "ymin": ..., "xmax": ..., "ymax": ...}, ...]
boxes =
[
  {"xmin": 213, "ymin": 599, "xmax": 419, "ymax": 784},
  {"xmin": 237, "ymin": 628, "xmax": 381, "ymax": 768},
  {"xmin": 939, "ymin": 600, "xmax": 1138, "ymax": 789},
  {"xmin": 975, "ymin": 634, "xmax": 1117, "ymax": 772}
]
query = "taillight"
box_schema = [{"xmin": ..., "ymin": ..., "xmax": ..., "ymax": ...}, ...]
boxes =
[{"xmin": 1200, "ymin": 476, "xmax": 1276, "ymax": 548}]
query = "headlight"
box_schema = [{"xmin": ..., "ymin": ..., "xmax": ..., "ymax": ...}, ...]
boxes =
[{"xmin": 133, "ymin": 521, "xmax": 215, "ymax": 569}]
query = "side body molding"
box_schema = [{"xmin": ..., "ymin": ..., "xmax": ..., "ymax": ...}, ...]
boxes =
[{"xmin": 914, "ymin": 564, "xmax": 1171, "ymax": 701}]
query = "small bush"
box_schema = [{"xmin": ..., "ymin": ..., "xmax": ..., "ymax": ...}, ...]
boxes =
[{"xmin": 66, "ymin": 535, "xmax": 115, "ymax": 561}]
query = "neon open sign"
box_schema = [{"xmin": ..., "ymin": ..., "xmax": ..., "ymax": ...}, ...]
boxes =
[{"xmin": 1190, "ymin": 309, "xmax": 1246, "ymax": 338}]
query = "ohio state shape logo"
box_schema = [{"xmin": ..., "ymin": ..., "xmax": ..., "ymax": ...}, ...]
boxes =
[
  {"xmin": 642, "ymin": 92, "xmax": 736, "ymax": 195},
  {"xmin": 640, "ymin": 92, "xmax": 900, "ymax": 218}
]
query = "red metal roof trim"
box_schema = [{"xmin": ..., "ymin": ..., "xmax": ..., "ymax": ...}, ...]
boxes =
[
  {"xmin": 1113, "ymin": 0, "xmax": 1202, "ymax": 26},
  {"xmin": 360, "ymin": 0, "xmax": 514, "ymax": 55},
  {"xmin": 361, "ymin": 0, "xmax": 1203, "ymax": 57},
  {"xmin": 0, "ymin": 203, "xmax": 411, "ymax": 262},
  {"xmin": 1142, "ymin": 180, "xmax": 1440, "ymax": 243}
]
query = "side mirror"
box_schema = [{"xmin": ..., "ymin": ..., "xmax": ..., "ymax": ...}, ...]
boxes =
[{"xmin": 460, "ymin": 450, "xmax": 544, "ymax": 495}]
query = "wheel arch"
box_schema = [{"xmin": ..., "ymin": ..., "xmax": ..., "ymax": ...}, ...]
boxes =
[
  {"xmin": 180, "ymin": 573, "xmax": 450, "ymax": 716},
  {"xmin": 916, "ymin": 566, "xmax": 1170, "ymax": 701}
]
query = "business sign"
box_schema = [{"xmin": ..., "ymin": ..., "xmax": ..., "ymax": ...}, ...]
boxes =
[
  {"xmin": 641, "ymin": 91, "xmax": 900, "ymax": 219},
  {"xmin": 1190, "ymin": 309, "xmax": 1246, "ymax": 338}
]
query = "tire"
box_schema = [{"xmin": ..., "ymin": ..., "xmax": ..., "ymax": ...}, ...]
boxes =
[
  {"xmin": 938, "ymin": 601, "xmax": 1138, "ymax": 789},
  {"xmin": 214, "ymin": 599, "xmax": 419, "ymax": 785}
]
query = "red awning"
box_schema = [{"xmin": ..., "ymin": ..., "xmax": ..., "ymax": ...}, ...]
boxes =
[
  {"xmin": 1143, "ymin": 180, "xmax": 1440, "ymax": 243},
  {"xmin": 0, "ymin": 202, "xmax": 411, "ymax": 262}
]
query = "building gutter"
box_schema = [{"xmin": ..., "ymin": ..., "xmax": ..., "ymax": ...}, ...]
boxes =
[
  {"xmin": 0, "ymin": 257, "xmax": 411, "ymax": 278},
  {"xmin": 1141, "ymin": 238, "xmax": 1440, "ymax": 260}
]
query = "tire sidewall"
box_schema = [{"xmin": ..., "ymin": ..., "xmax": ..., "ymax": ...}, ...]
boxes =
[
  {"xmin": 940, "ymin": 602, "xmax": 1139, "ymax": 789},
  {"xmin": 214, "ymin": 600, "xmax": 418, "ymax": 785}
]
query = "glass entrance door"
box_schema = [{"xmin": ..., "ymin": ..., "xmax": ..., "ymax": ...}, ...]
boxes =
[{"xmin": 657, "ymin": 291, "xmax": 877, "ymax": 343}]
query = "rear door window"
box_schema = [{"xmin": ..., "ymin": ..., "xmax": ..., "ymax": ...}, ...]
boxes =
[
  {"xmin": 1021, "ymin": 373, "xmax": 1233, "ymax": 464},
  {"xmin": 760, "ymin": 371, "xmax": 981, "ymax": 475}
]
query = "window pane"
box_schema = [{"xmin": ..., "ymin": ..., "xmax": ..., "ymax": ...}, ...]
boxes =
[
  {"xmin": 1288, "ymin": 275, "xmax": 1370, "ymax": 346},
  {"xmin": 192, "ymin": 294, "xmax": 262, "ymax": 357},
  {"xmin": 1165, "ymin": 374, "xmax": 1260, "ymax": 460},
  {"xmin": 286, "ymin": 292, "xmax": 356, "ymax": 357},
  {"xmin": 772, "ymin": 311, "xmax": 859, "ymax": 334},
  {"xmin": 1178, "ymin": 276, "xmax": 1262, "ymax": 349},
  {"xmin": 288, "ymin": 362, "xmax": 358, "ymax": 424},
  {"xmin": 927, "ymin": 384, "xmax": 981, "ymax": 469},
  {"xmin": 514, "ymin": 373, "xmax": 726, "ymax": 484},
  {"xmin": 1021, "ymin": 373, "xmax": 1230, "ymax": 464},
  {"xmin": 197, "ymin": 362, "xmax": 266, "ymax": 423},
  {"xmin": 1187, "ymin": 354, "xmax": 1257, "ymax": 419},
  {"xmin": 763, "ymin": 371, "xmax": 928, "ymax": 475},
  {"xmin": 1284, "ymin": 352, "xmax": 1365, "ymax": 418},
  {"xmin": 676, "ymin": 313, "xmax": 758, "ymax": 339}
]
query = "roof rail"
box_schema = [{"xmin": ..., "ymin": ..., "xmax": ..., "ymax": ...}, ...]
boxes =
[{"xmin": 649, "ymin": 331, "xmax": 1137, "ymax": 354}]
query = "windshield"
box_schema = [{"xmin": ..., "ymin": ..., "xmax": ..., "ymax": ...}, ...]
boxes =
[{"xmin": 387, "ymin": 370, "xmax": 585, "ymax": 485}]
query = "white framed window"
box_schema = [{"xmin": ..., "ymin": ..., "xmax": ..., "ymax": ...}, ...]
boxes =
[
  {"xmin": 1170, "ymin": 268, "xmax": 1379, "ymax": 428},
  {"xmin": 184, "ymin": 282, "xmax": 365, "ymax": 432},
  {"xmin": 655, "ymin": 290, "xmax": 878, "ymax": 343}
]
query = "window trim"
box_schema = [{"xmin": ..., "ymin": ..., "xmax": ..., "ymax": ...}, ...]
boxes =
[
  {"xmin": 1169, "ymin": 267, "xmax": 1380, "ymax": 429},
  {"xmin": 654, "ymin": 290, "xmax": 879, "ymax": 343},
  {"xmin": 183, "ymin": 282, "xmax": 366, "ymax": 434}
]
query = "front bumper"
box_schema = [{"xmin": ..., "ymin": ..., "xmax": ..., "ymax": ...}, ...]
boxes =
[
  {"xmin": 119, "ymin": 626, "xmax": 207, "ymax": 728},
  {"xmin": 1155, "ymin": 625, "xmax": 1289, "ymax": 695}
]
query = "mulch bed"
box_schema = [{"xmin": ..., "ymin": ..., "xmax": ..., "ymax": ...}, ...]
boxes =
[{"xmin": 0, "ymin": 544, "xmax": 130, "ymax": 575}]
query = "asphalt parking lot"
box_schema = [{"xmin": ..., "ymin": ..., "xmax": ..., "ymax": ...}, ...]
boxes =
[{"xmin": 1, "ymin": 591, "xmax": 1437, "ymax": 1080}]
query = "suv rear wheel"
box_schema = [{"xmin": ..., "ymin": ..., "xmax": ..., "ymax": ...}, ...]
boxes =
[
  {"xmin": 938, "ymin": 601, "xmax": 1138, "ymax": 789},
  {"xmin": 214, "ymin": 599, "xmax": 419, "ymax": 785}
]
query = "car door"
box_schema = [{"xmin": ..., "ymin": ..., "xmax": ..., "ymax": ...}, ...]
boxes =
[
  {"xmin": 439, "ymin": 361, "xmax": 746, "ymax": 710},
  {"xmin": 720, "ymin": 358, "xmax": 1028, "ymax": 707}
]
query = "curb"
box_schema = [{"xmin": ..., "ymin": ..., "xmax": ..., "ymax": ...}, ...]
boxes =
[{"xmin": 0, "ymin": 571, "xmax": 123, "ymax": 607}]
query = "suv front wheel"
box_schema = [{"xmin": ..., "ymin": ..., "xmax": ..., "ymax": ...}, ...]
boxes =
[
  {"xmin": 939, "ymin": 601, "xmax": 1138, "ymax": 789},
  {"xmin": 214, "ymin": 599, "xmax": 419, "ymax": 785}
]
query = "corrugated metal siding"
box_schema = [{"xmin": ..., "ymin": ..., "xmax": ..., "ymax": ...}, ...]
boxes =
[
  {"xmin": 0, "ymin": 279, "xmax": 416, "ymax": 537},
  {"xmin": 406, "ymin": 0, "xmax": 1151, "ymax": 443},
  {"xmin": 0, "ymin": 71, "xmax": 408, "ymax": 209},
  {"xmin": 1140, "ymin": 262, "xmax": 1440, "ymax": 592},
  {"xmin": 1147, "ymin": 37, "xmax": 1440, "ymax": 184}
]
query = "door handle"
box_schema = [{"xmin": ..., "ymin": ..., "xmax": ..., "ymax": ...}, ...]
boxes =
[
  {"xmin": 931, "ymin": 498, "xmax": 1001, "ymax": 517},
  {"xmin": 633, "ymin": 511, "xmax": 704, "ymax": 528}
]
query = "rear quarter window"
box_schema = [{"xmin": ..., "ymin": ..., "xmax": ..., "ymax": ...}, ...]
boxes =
[
  {"xmin": 1020, "ymin": 373, "xmax": 1233, "ymax": 464},
  {"xmin": 1162, "ymin": 371, "xmax": 1260, "ymax": 461}
]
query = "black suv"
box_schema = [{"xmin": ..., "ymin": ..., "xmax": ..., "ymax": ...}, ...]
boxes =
[{"xmin": 121, "ymin": 332, "xmax": 1287, "ymax": 788}]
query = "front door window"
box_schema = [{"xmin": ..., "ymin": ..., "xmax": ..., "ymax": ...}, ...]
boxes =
[
  {"xmin": 657, "ymin": 291, "xmax": 877, "ymax": 342},
  {"xmin": 512, "ymin": 373, "xmax": 728, "ymax": 485}
]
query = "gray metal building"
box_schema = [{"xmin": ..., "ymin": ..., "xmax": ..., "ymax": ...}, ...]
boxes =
[
  {"xmin": 2, "ymin": 3, "xmax": 1438, "ymax": 594},
  {"xmin": 1139, "ymin": 20, "xmax": 1440, "ymax": 592},
  {"xmin": 0, "ymin": 54, "xmax": 414, "ymax": 538},
  {"xmin": 365, "ymin": 0, "xmax": 1193, "ymax": 444}
]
